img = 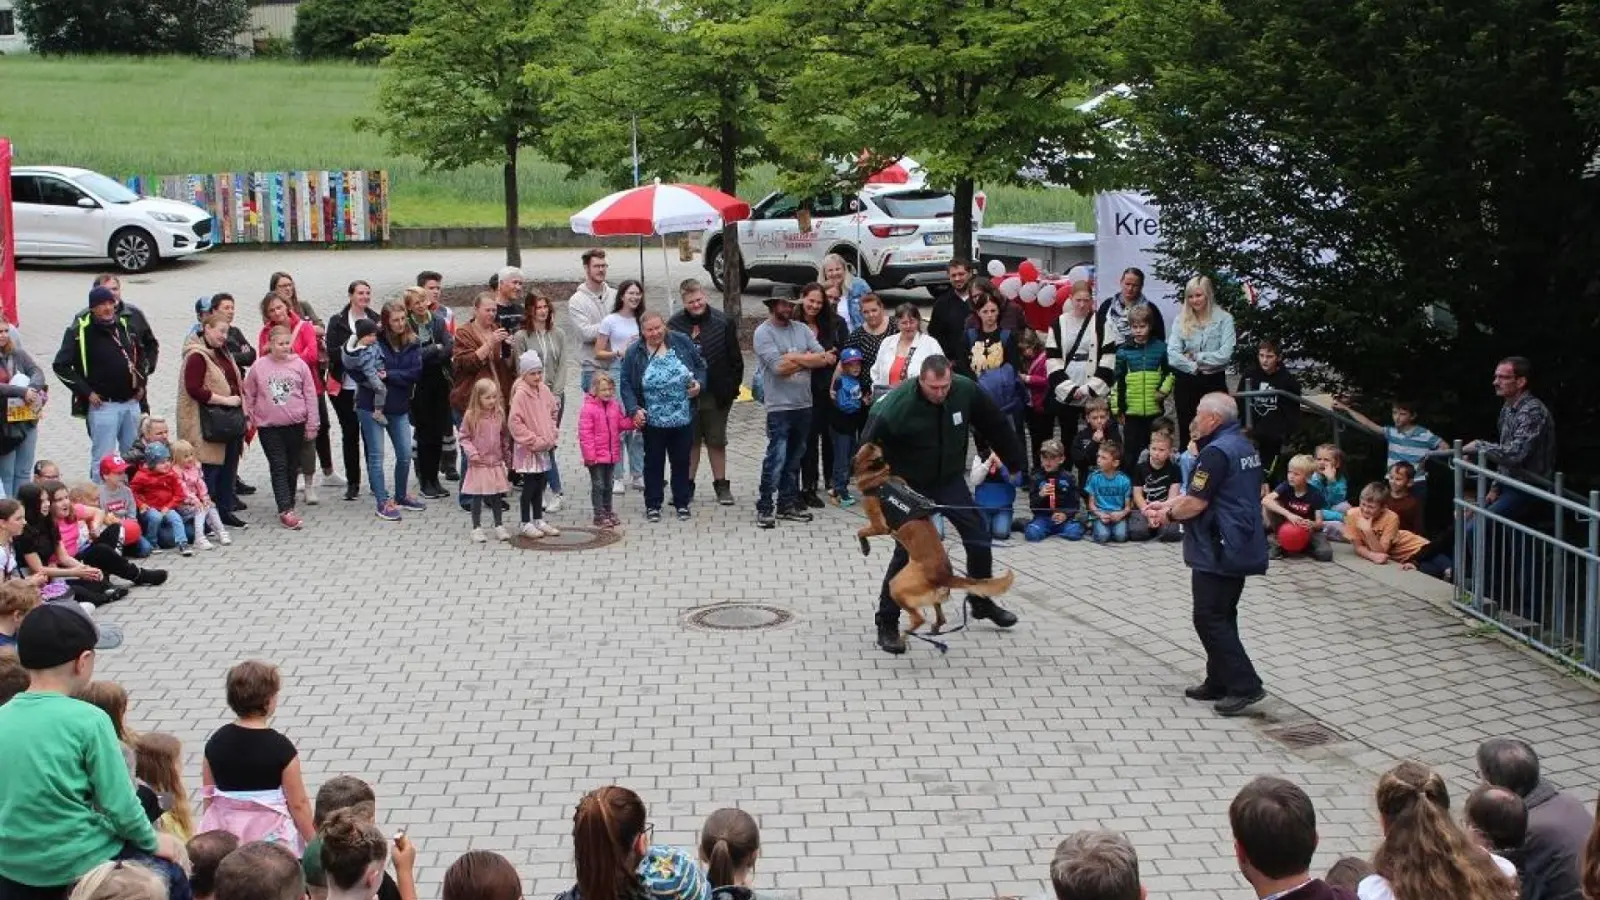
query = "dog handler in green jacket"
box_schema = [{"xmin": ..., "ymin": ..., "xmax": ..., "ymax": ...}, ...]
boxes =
[{"xmin": 860, "ymin": 355, "xmax": 1027, "ymax": 654}]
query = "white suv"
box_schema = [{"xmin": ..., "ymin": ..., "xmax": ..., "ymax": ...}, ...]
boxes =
[
  {"xmin": 703, "ymin": 184, "xmax": 983, "ymax": 293},
  {"xmin": 9, "ymin": 166, "xmax": 215, "ymax": 273}
]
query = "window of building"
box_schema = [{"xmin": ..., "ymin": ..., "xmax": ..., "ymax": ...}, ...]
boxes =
[{"xmin": 0, "ymin": 11, "xmax": 16, "ymax": 36}]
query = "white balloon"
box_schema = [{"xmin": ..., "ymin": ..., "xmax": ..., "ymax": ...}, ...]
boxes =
[
  {"xmin": 1037, "ymin": 283, "xmax": 1058, "ymax": 306},
  {"xmin": 1019, "ymin": 282, "xmax": 1041, "ymax": 303},
  {"xmin": 985, "ymin": 259, "xmax": 1006, "ymax": 278},
  {"xmin": 1066, "ymin": 265, "xmax": 1092, "ymax": 285},
  {"xmin": 999, "ymin": 277, "xmax": 1022, "ymax": 300}
]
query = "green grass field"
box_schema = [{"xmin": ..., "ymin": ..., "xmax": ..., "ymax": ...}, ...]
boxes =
[{"xmin": 0, "ymin": 56, "xmax": 1094, "ymax": 230}]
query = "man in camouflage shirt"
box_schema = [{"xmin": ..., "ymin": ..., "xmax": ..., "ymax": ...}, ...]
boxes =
[{"xmin": 1464, "ymin": 355, "xmax": 1555, "ymax": 521}]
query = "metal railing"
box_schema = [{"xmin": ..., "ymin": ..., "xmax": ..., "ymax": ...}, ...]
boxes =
[{"xmin": 1450, "ymin": 444, "xmax": 1600, "ymax": 677}]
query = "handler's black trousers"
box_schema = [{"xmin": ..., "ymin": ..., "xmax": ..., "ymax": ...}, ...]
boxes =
[
  {"xmin": 1192, "ymin": 571, "xmax": 1263, "ymax": 696},
  {"xmin": 876, "ymin": 478, "xmax": 992, "ymax": 629}
]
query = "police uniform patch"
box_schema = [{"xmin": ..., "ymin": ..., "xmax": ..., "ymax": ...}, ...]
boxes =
[{"xmin": 1189, "ymin": 469, "xmax": 1209, "ymax": 492}]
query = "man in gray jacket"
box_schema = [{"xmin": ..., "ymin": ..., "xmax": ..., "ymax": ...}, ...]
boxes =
[{"xmin": 1477, "ymin": 738, "xmax": 1592, "ymax": 900}]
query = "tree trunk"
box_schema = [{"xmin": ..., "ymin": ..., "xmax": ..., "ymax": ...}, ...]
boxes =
[
  {"xmin": 953, "ymin": 176, "xmax": 976, "ymax": 266},
  {"xmin": 718, "ymin": 119, "xmax": 743, "ymax": 323},
  {"xmin": 503, "ymin": 134, "xmax": 522, "ymax": 267}
]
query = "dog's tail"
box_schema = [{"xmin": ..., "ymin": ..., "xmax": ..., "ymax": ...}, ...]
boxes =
[{"xmin": 949, "ymin": 569, "xmax": 1014, "ymax": 597}]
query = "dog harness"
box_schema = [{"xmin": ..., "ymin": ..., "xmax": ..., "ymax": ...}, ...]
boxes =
[{"xmin": 874, "ymin": 480, "xmax": 939, "ymax": 530}]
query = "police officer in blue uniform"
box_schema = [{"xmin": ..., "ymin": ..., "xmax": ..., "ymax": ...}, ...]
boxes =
[{"xmin": 1143, "ymin": 392, "xmax": 1270, "ymax": 716}]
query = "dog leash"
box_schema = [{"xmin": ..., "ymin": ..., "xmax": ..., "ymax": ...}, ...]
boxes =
[{"xmin": 904, "ymin": 600, "xmax": 969, "ymax": 654}]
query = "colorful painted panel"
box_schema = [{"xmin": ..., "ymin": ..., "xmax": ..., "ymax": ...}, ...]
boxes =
[{"xmin": 121, "ymin": 171, "xmax": 390, "ymax": 245}]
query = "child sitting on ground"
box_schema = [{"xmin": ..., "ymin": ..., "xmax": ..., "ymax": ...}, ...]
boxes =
[
  {"xmin": 828, "ymin": 348, "xmax": 869, "ymax": 506},
  {"xmin": 1084, "ymin": 441, "xmax": 1132, "ymax": 544},
  {"xmin": 1129, "ymin": 430, "xmax": 1182, "ymax": 542},
  {"xmin": 972, "ymin": 455, "xmax": 1021, "ymax": 542},
  {"xmin": 1262, "ymin": 454, "xmax": 1333, "ymax": 561},
  {"xmin": 301, "ymin": 775, "xmax": 417, "ymax": 900},
  {"xmin": 1025, "ymin": 440, "xmax": 1083, "ymax": 542},
  {"xmin": 187, "ymin": 831, "xmax": 241, "ymax": 900},
  {"xmin": 0, "ymin": 605, "xmax": 187, "ymax": 896},
  {"xmin": 1310, "ymin": 443, "xmax": 1350, "ymax": 540},
  {"xmin": 135, "ymin": 732, "xmax": 196, "ymax": 842},
  {"xmin": 0, "ymin": 647, "xmax": 25, "ymax": 706},
  {"xmin": 96, "ymin": 455, "xmax": 149, "ymax": 557},
  {"xmin": 0, "ymin": 579, "xmax": 40, "ymax": 649},
  {"xmin": 699, "ymin": 808, "xmax": 767, "ymax": 900},
  {"xmin": 1071, "ymin": 399, "xmax": 1122, "ymax": 490},
  {"xmin": 131, "ymin": 444, "xmax": 193, "ymax": 556},
  {"xmin": 1334, "ymin": 397, "xmax": 1450, "ymax": 505},
  {"xmin": 171, "ymin": 440, "xmax": 228, "ymax": 549},
  {"xmin": 123, "ymin": 415, "xmax": 172, "ymax": 475},
  {"xmin": 1344, "ymin": 482, "xmax": 1431, "ymax": 568},
  {"xmin": 1385, "ymin": 461, "xmax": 1424, "ymax": 534},
  {"xmin": 342, "ymin": 319, "xmax": 387, "ymax": 425},
  {"xmin": 442, "ymin": 852, "xmax": 520, "ymax": 900}
]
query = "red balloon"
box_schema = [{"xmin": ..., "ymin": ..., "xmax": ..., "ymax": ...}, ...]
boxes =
[
  {"xmin": 1277, "ymin": 522, "xmax": 1312, "ymax": 554},
  {"xmin": 1021, "ymin": 279, "xmax": 1065, "ymax": 332},
  {"xmin": 119, "ymin": 517, "xmax": 142, "ymax": 547},
  {"xmin": 1017, "ymin": 260, "xmax": 1040, "ymax": 283}
]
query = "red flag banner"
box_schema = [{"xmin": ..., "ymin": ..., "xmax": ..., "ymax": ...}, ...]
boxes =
[{"xmin": 0, "ymin": 139, "xmax": 16, "ymax": 327}]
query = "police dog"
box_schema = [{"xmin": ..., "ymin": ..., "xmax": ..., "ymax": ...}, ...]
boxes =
[{"xmin": 853, "ymin": 441, "xmax": 1015, "ymax": 636}]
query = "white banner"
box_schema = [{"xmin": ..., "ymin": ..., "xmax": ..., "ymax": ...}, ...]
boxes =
[{"xmin": 1094, "ymin": 191, "xmax": 1181, "ymax": 332}]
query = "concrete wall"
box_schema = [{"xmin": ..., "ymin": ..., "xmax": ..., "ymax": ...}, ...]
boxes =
[
  {"xmin": 248, "ymin": 1, "xmax": 297, "ymax": 40},
  {"xmin": 0, "ymin": 0, "xmax": 28, "ymax": 55}
]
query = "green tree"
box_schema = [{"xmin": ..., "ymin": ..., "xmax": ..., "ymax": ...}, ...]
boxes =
[
  {"xmin": 292, "ymin": 0, "xmax": 410, "ymax": 61},
  {"xmin": 770, "ymin": 0, "xmax": 1114, "ymax": 261},
  {"xmin": 361, "ymin": 0, "xmax": 585, "ymax": 265},
  {"xmin": 17, "ymin": 0, "xmax": 247, "ymax": 56},
  {"xmin": 1113, "ymin": 0, "xmax": 1600, "ymax": 476},
  {"xmin": 549, "ymin": 0, "xmax": 787, "ymax": 320}
]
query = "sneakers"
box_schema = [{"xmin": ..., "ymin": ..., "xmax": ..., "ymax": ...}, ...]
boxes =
[
  {"xmin": 801, "ymin": 489, "xmax": 825, "ymax": 509},
  {"xmin": 546, "ymin": 493, "xmax": 563, "ymax": 513},
  {"xmin": 1267, "ymin": 538, "xmax": 1285, "ymax": 560},
  {"xmin": 441, "ymin": 466, "xmax": 460, "ymax": 482},
  {"xmin": 520, "ymin": 522, "xmax": 542, "ymax": 539},
  {"xmin": 777, "ymin": 506, "xmax": 813, "ymax": 523},
  {"xmin": 631, "ymin": 474, "xmax": 644, "ymax": 491},
  {"xmin": 613, "ymin": 478, "xmax": 627, "ymax": 495},
  {"xmin": 343, "ymin": 487, "xmax": 360, "ymax": 502},
  {"xmin": 646, "ymin": 508, "xmax": 662, "ymax": 523},
  {"xmin": 218, "ymin": 531, "xmax": 232, "ymax": 546},
  {"xmin": 234, "ymin": 480, "xmax": 258, "ymax": 496},
  {"xmin": 714, "ymin": 480, "xmax": 735, "ymax": 506},
  {"xmin": 756, "ymin": 511, "xmax": 776, "ymax": 529},
  {"xmin": 279, "ymin": 511, "xmax": 303, "ymax": 530},
  {"xmin": 675, "ymin": 507, "xmax": 691, "ymax": 522},
  {"xmin": 471, "ymin": 527, "xmax": 487, "ymax": 543},
  {"xmin": 396, "ymin": 495, "xmax": 427, "ymax": 512},
  {"xmin": 493, "ymin": 524, "xmax": 511, "ymax": 541},
  {"xmin": 321, "ymin": 471, "xmax": 345, "ymax": 487},
  {"xmin": 375, "ymin": 502, "xmax": 402, "ymax": 522},
  {"xmin": 221, "ymin": 513, "xmax": 248, "ymax": 529},
  {"xmin": 838, "ymin": 491, "xmax": 857, "ymax": 507},
  {"xmin": 178, "ymin": 544, "xmax": 194, "ymax": 557},
  {"xmin": 532, "ymin": 520, "xmax": 559, "ymax": 536},
  {"xmin": 194, "ymin": 535, "xmax": 215, "ymax": 551},
  {"xmin": 133, "ymin": 566, "xmax": 169, "ymax": 586},
  {"xmin": 303, "ymin": 484, "xmax": 320, "ymax": 505},
  {"xmin": 594, "ymin": 513, "xmax": 611, "ymax": 529},
  {"xmin": 420, "ymin": 482, "xmax": 451, "ymax": 500}
]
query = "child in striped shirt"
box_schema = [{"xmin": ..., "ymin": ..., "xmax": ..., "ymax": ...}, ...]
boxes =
[{"xmin": 1335, "ymin": 398, "xmax": 1450, "ymax": 503}]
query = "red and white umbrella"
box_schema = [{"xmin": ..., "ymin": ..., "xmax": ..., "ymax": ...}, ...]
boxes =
[
  {"xmin": 570, "ymin": 181, "xmax": 751, "ymax": 237},
  {"xmin": 864, "ymin": 156, "xmax": 923, "ymax": 185}
]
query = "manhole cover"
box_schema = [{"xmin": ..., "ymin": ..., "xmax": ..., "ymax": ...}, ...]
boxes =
[
  {"xmin": 1262, "ymin": 722, "xmax": 1347, "ymax": 749},
  {"xmin": 683, "ymin": 603, "xmax": 797, "ymax": 632},
  {"xmin": 510, "ymin": 526, "xmax": 621, "ymax": 552}
]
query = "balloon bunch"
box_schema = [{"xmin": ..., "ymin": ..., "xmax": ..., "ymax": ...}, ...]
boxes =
[{"xmin": 985, "ymin": 258, "xmax": 1069, "ymax": 331}]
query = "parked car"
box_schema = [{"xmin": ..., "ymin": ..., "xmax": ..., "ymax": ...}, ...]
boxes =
[
  {"xmin": 9, "ymin": 165, "xmax": 214, "ymax": 272},
  {"xmin": 702, "ymin": 184, "xmax": 983, "ymax": 293}
]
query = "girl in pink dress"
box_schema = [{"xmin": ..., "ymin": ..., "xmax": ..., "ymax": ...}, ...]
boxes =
[{"xmin": 458, "ymin": 378, "xmax": 511, "ymax": 543}]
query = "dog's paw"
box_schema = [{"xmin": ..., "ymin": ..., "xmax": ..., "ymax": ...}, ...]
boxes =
[{"xmin": 858, "ymin": 536, "xmax": 871, "ymax": 556}]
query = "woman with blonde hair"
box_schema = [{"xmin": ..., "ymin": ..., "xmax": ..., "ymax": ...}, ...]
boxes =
[
  {"xmin": 67, "ymin": 861, "xmax": 169, "ymax": 900},
  {"xmin": 820, "ymin": 253, "xmax": 871, "ymax": 331},
  {"xmin": 1364, "ymin": 761, "xmax": 1518, "ymax": 900},
  {"xmin": 1166, "ymin": 275, "xmax": 1236, "ymax": 447}
]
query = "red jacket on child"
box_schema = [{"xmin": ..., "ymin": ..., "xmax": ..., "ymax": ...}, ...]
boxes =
[{"xmin": 131, "ymin": 466, "xmax": 187, "ymax": 512}]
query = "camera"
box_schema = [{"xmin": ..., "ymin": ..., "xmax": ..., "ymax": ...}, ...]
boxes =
[{"xmin": 495, "ymin": 304, "xmax": 522, "ymax": 357}]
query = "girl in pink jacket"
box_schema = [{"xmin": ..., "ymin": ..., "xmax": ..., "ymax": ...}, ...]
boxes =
[
  {"xmin": 459, "ymin": 378, "xmax": 511, "ymax": 543},
  {"xmin": 577, "ymin": 371, "xmax": 635, "ymax": 529},
  {"xmin": 509, "ymin": 350, "xmax": 561, "ymax": 539}
]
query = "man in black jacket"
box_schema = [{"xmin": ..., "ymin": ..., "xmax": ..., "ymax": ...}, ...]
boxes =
[
  {"xmin": 86, "ymin": 275, "xmax": 158, "ymax": 412},
  {"xmin": 669, "ymin": 278, "xmax": 745, "ymax": 506},
  {"xmin": 54, "ymin": 286, "xmax": 147, "ymax": 483},
  {"xmin": 861, "ymin": 355, "xmax": 1025, "ymax": 653},
  {"xmin": 1477, "ymin": 738, "xmax": 1590, "ymax": 900},
  {"xmin": 927, "ymin": 259, "xmax": 977, "ymax": 375}
]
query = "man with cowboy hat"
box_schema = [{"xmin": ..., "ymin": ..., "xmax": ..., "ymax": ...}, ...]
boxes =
[{"xmin": 752, "ymin": 287, "xmax": 836, "ymax": 529}]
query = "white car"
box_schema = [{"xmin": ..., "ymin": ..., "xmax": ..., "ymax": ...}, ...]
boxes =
[
  {"xmin": 9, "ymin": 165, "xmax": 214, "ymax": 273},
  {"xmin": 703, "ymin": 184, "xmax": 983, "ymax": 293}
]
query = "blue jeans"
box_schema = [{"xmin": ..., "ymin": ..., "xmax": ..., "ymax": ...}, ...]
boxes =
[
  {"xmin": 1092, "ymin": 518, "xmax": 1129, "ymax": 543},
  {"xmin": 0, "ymin": 425, "xmax": 38, "ymax": 497},
  {"xmin": 87, "ymin": 399, "xmax": 140, "ymax": 483},
  {"xmin": 984, "ymin": 508, "xmax": 1013, "ymax": 540},
  {"xmin": 643, "ymin": 424, "xmax": 693, "ymax": 511},
  {"xmin": 357, "ymin": 409, "xmax": 413, "ymax": 507},
  {"xmin": 1025, "ymin": 515, "xmax": 1084, "ymax": 541},
  {"xmin": 757, "ymin": 408, "xmax": 810, "ymax": 515},
  {"xmin": 115, "ymin": 844, "xmax": 193, "ymax": 900},
  {"xmin": 139, "ymin": 508, "xmax": 191, "ymax": 549},
  {"xmin": 200, "ymin": 438, "xmax": 241, "ymax": 520},
  {"xmin": 830, "ymin": 427, "xmax": 858, "ymax": 496}
]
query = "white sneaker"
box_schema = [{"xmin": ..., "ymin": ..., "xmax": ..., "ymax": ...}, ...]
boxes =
[
  {"xmin": 79, "ymin": 601, "xmax": 98, "ymax": 616},
  {"xmin": 613, "ymin": 478, "xmax": 626, "ymax": 495},
  {"xmin": 546, "ymin": 493, "xmax": 563, "ymax": 513},
  {"xmin": 218, "ymin": 532, "xmax": 232, "ymax": 546},
  {"xmin": 493, "ymin": 525, "xmax": 511, "ymax": 541},
  {"xmin": 470, "ymin": 527, "xmax": 487, "ymax": 543},
  {"xmin": 304, "ymin": 484, "xmax": 320, "ymax": 505},
  {"xmin": 630, "ymin": 475, "xmax": 644, "ymax": 491},
  {"xmin": 536, "ymin": 520, "xmax": 561, "ymax": 537},
  {"xmin": 195, "ymin": 536, "xmax": 215, "ymax": 551},
  {"xmin": 322, "ymin": 471, "xmax": 345, "ymax": 487},
  {"xmin": 519, "ymin": 522, "xmax": 541, "ymax": 538}
]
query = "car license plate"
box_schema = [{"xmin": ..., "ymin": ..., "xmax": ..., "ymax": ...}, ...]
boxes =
[{"xmin": 924, "ymin": 232, "xmax": 953, "ymax": 245}]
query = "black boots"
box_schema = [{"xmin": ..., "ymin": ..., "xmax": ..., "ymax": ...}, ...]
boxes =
[
  {"xmin": 968, "ymin": 595, "xmax": 1018, "ymax": 628},
  {"xmin": 133, "ymin": 567, "xmax": 169, "ymax": 587},
  {"xmin": 876, "ymin": 623, "xmax": 907, "ymax": 654}
]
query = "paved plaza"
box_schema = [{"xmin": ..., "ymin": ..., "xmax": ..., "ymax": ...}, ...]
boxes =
[{"xmin": 15, "ymin": 250, "xmax": 1600, "ymax": 900}]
